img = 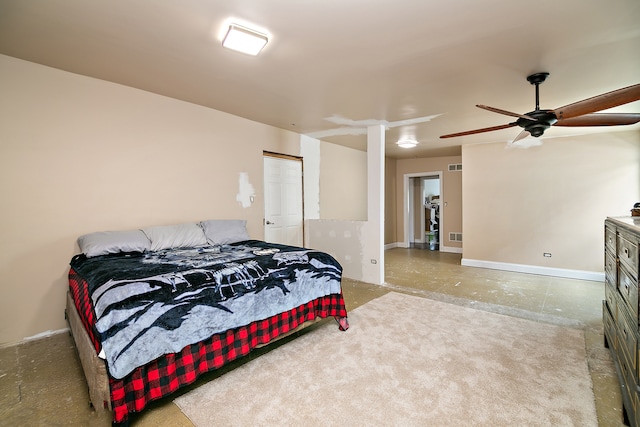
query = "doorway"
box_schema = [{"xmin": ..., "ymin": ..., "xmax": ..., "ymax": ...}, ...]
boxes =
[
  {"xmin": 263, "ymin": 153, "xmax": 304, "ymax": 247},
  {"xmin": 404, "ymin": 172, "xmax": 442, "ymax": 250}
]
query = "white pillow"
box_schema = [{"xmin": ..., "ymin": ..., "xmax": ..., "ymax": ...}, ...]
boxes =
[
  {"xmin": 200, "ymin": 220, "xmax": 250, "ymax": 246},
  {"xmin": 78, "ymin": 230, "xmax": 151, "ymax": 258},
  {"xmin": 142, "ymin": 223, "xmax": 208, "ymax": 251}
]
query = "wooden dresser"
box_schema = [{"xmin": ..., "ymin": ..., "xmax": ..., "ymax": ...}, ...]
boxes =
[{"xmin": 604, "ymin": 216, "xmax": 640, "ymax": 426}]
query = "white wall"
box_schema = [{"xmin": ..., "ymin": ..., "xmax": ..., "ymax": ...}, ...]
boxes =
[{"xmin": 462, "ymin": 133, "xmax": 640, "ymax": 280}]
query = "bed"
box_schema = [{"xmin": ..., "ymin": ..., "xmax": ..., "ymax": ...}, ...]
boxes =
[{"xmin": 65, "ymin": 220, "xmax": 349, "ymax": 424}]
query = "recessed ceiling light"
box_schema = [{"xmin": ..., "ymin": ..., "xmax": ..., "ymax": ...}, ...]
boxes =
[
  {"xmin": 222, "ymin": 24, "xmax": 268, "ymax": 56},
  {"xmin": 397, "ymin": 139, "xmax": 418, "ymax": 148}
]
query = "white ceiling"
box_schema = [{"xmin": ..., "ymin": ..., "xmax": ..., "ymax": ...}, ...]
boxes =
[{"xmin": 1, "ymin": 0, "xmax": 639, "ymax": 158}]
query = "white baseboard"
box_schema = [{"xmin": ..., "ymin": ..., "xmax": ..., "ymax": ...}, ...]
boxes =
[
  {"xmin": 461, "ymin": 258, "xmax": 605, "ymax": 282},
  {"xmin": 383, "ymin": 246, "xmax": 598, "ymax": 281},
  {"xmin": 439, "ymin": 245, "xmax": 463, "ymax": 254},
  {"xmin": 385, "ymin": 242, "xmax": 462, "ymax": 254}
]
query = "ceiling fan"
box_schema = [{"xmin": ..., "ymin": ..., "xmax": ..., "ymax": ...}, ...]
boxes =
[{"xmin": 440, "ymin": 72, "xmax": 640, "ymax": 143}]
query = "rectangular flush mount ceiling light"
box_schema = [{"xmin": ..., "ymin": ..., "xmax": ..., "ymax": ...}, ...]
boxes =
[{"xmin": 222, "ymin": 24, "xmax": 268, "ymax": 55}]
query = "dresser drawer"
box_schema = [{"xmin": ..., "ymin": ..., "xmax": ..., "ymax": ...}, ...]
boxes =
[
  {"xmin": 617, "ymin": 302, "xmax": 638, "ymax": 376},
  {"xmin": 605, "ymin": 250, "xmax": 617, "ymax": 286},
  {"xmin": 618, "ymin": 230, "xmax": 639, "ymax": 278},
  {"xmin": 605, "ymin": 283, "xmax": 618, "ymax": 322},
  {"xmin": 603, "ymin": 300, "xmax": 617, "ymax": 350},
  {"xmin": 619, "ymin": 265, "xmax": 639, "ymax": 319},
  {"xmin": 619, "ymin": 346, "xmax": 638, "ymax": 418},
  {"xmin": 606, "ymin": 224, "xmax": 617, "ymax": 253}
]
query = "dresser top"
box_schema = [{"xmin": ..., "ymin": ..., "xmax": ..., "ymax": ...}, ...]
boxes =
[{"xmin": 607, "ymin": 216, "xmax": 640, "ymax": 234}]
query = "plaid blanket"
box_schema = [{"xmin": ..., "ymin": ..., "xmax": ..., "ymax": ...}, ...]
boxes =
[{"xmin": 68, "ymin": 240, "xmax": 348, "ymax": 423}]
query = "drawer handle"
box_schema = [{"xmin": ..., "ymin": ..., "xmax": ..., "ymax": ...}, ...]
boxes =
[{"xmin": 623, "ymin": 247, "xmax": 629, "ymax": 257}]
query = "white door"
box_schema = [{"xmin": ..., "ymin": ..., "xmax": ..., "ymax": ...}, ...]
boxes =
[{"xmin": 263, "ymin": 155, "xmax": 303, "ymax": 247}]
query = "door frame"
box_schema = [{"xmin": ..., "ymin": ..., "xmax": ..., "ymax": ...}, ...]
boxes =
[
  {"xmin": 403, "ymin": 171, "xmax": 443, "ymax": 248},
  {"xmin": 263, "ymin": 151, "xmax": 305, "ymax": 246}
]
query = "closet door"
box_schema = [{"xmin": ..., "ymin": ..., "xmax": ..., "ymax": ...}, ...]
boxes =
[{"xmin": 263, "ymin": 155, "xmax": 303, "ymax": 247}]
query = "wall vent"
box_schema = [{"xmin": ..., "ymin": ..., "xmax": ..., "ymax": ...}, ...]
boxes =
[
  {"xmin": 448, "ymin": 163, "xmax": 462, "ymax": 172},
  {"xmin": 449, "ymin": 232, "xmax": 463, "ymax": 242}
]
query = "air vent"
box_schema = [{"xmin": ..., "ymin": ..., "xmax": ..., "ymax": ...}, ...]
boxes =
[
  {"xmin": 448, "ymin": 163, "xmax": 462, "ymax": 172},
  {"xmin": 449, "ymin": 232, "xmax": 463, "ymax": 242}
]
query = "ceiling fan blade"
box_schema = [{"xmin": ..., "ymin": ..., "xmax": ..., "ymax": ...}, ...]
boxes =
[
  {"xmin": 440, "ymin": 122, "xmax": 517, "ymax": 139},
  {"xmin": 555, "ymin": 113, "xmax": 640, "ymax": 127},
  {"xmin": 508, "ymin": 130, "xmax": 544, "ymax": 149},
  {"xmin": 553, "ymin": 83, "xmax": 640, "ymax": 120},
  {"xmin": 476, "ymin": 105, "xmax": 538, "ymax": 121},
  {"xmin": 512, "ymin": 129, "xmax": 531, "ymax": 143}
]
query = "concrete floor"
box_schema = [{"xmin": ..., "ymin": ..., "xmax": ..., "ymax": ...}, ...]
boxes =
[{"xmin": 0, "ymin": 248, "xmax": 625, "ymax": 426}]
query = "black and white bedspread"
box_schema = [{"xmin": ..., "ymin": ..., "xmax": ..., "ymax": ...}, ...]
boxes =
[{"xmin": 70, "ymin": 240, "xmax": 343, "ymax": 379}]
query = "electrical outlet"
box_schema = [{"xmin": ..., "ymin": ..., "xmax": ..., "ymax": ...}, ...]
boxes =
[{"xmin": 543, "ymin": 253, "xmax": 552, "ymax": 257}]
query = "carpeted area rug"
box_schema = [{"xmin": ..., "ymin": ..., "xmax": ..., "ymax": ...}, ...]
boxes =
[{"xmin": 174, "ymin": 292, "xmax": 597, "ymax": 426}]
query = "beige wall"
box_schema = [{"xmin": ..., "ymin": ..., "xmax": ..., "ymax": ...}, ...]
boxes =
[
  {"xmin": 319, "ymin": 142, "xmax": 367, "ymax": 221},
  {"xmin": 394, "ymin": 156, "xmax": 463, "ymax": 251},
  {"xmin": 4, "ymin": 52, "xmax": 637, "ymax": 345},
  {"xmin": 0, "ymin": 55, "xmax": 365, "ymax": 345},
  {"xmin": 385, "ymin": 157, "xmax": 397, "ymax": 244},
  {"xmin": 462, "ymin": 133, "xmax": 640, "ymax": 275}
]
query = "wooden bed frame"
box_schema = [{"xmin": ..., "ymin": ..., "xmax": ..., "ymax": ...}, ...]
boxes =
[
  {"xmin": 65, "ymin": 290, "xmax": 330, "ymax": 416},
  {"xmin": 65, "ymin": 291, "xmax": 112, "ymax": 412}
]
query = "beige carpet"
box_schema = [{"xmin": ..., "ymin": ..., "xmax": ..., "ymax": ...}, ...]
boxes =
[{"xmin": 174, "ymin": 292, "xmax": 597, "ymax": 426}]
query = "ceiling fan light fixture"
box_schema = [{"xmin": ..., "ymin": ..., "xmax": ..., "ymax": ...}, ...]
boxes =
[
  {"xmin": 222, "ymin": 24, "xmax": 268, "ymax": 55},
  {"xmin": 527, "ymin": 123, "xmax": 549, "ymax": 138},
  {"xmin": 397, "ymin": 139, "xmax": 418, "ymax": 148}
]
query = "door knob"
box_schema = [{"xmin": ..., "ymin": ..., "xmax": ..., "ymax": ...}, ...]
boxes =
[{"xmin": 266, "ymin": 220, "xmax": 274, "ymax": 225}]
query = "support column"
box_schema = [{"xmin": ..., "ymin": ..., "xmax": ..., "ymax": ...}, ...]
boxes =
[{"xmin": 362, "ymin": 124, "xmax": 385, "ymax": 285}]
